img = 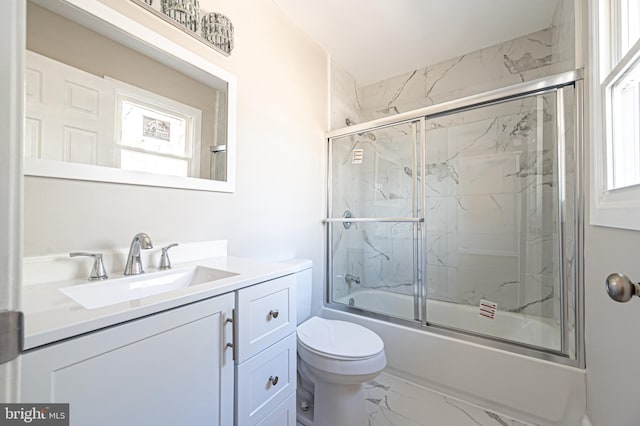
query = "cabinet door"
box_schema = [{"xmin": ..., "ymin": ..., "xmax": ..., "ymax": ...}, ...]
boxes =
[{"xmin": 21, "ymin": 294, "xmax": 235, "ymax": 426}]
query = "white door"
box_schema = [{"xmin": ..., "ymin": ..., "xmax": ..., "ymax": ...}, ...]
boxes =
[
  {"xmin": 0, "ymin": 0, "xmax": 24, "ymax": 403},
  {"xmin": 25, "ymin": 50, "xmax": 116, "ymax": 167},
  {"xmin": 585, "ymin": 224, "xmax": 640, "ymax": 424}
]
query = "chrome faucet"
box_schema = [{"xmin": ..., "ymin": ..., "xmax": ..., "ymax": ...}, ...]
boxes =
[
  {"xmin": 124, "ymin": 232, "xmax": 153, "ymax": 275},
  {"xmin": 345, "ymin": 274, "xmax": 361, "ymax": 286}
]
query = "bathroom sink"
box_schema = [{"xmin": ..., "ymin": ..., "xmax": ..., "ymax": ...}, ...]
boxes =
[{"xmin": 60, "ymin": 265, "xmax": 239, "ymax": 309}]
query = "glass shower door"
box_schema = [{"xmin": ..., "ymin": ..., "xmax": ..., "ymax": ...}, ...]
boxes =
[
  {"xmin": 424, "ymin": 88, "xmax": 576, "ymax": 355},
  {"xmin": 327, "ymin": 120, "xmax": 423, "ymax": 322}
]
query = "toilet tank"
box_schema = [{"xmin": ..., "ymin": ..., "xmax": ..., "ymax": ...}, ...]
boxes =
[{"xmin": 281, "ymin": 259, "xmax": 313, "ymax": 324}]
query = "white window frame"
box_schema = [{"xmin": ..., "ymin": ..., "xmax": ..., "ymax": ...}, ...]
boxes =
[
  {"xmin": 111, "ymin": 78, "xmax": 202, "ymax": 178},
  {"xmin": 590, "ymin": 0, "xmax": 640, "ymax": 230}
]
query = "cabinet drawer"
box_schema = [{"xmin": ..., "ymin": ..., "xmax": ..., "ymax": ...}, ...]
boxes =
[
  {"xmin": 256, "ymin": 393, "xmax": 296, "ymax": 426},
  {"xmin": 235, "ymin": 333, "xmax": 296, "ymax": 426},
  {"xmin": 236, "ymin": 275, "xmax": 296, "ymax": 362}
]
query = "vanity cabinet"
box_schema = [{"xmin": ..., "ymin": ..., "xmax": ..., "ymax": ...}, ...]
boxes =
[
  {"xmin": 20, "ymin": 271, "xmax": 299, "ymax": 426},
  {"xmin": 21, "ymin": 294, "xmax": 235, "ymax": 426},
  {"xmin": 235, "ymin": 275, "xmax": 297, "ymax": 426}
]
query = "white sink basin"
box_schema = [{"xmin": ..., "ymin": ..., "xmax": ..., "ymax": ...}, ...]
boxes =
[{"xmin": 60, "ymin": 265, "xmax": 238, "ymax": 309}]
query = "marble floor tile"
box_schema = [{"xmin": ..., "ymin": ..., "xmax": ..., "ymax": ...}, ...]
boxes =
[
  {"xmin": 295, "ymin": 371, "xmax": 534, "ymax": 425},
  {"xmin": 364, "ymin": 372, "xmax": 536, "ymax": 426}
]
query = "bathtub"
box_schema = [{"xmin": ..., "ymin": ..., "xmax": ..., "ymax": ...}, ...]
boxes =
[
  {"xmin": 324, "ymin": 289, "xmax": 586, "ymax": 426},
  {"xmin": 337, "ymin": 289, "xmax": 561, "ymax": 351}
]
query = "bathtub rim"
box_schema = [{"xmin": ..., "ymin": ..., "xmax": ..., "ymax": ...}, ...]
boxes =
[
  {"xmin": 335, "ymin": 289, "xmax": 561, "ymax": 347},
  {"xmin": 325, "ymin": 298, "xmax": 583, "ymax": 368}
]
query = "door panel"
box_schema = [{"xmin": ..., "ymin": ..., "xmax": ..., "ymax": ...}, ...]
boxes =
[{"xmin": 25, "ymin": 50, "xmax": 116, "ymax": 167}]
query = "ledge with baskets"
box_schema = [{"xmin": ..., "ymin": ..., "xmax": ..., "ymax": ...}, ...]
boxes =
[{"xmin": 132, "ymin": 0, "xmax": 234, "ymax": 56}]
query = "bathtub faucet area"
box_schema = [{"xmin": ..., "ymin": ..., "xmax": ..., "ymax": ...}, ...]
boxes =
[{"xmin": 345, "ymin": 274, "xmax": 361, "ymax": 286}]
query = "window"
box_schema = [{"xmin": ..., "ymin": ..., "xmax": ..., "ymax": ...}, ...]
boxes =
[
  {"xmin": 607, "ymin": 58, "xmax": 640, "ymax": 189},
  {"xmin": 114, "ymin": 81, "xmax": 202, "ymax": 178},
  {"xmin": 591, "ymin": 0, "xmax": 640, "ymax": 230},
  {"xmin": 618, "ymin": 0, "xmax": 640, "ymax": 56}
]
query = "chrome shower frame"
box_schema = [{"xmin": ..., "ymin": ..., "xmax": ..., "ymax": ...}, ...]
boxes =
[{"xmin": 324, "ymin": 69, "xmax": 585, "ymax": 368}]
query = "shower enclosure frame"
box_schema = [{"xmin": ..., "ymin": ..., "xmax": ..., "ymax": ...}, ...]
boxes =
[{"xmin": 324, "ymin": 69, "xmax": 585, "ymax": 368}]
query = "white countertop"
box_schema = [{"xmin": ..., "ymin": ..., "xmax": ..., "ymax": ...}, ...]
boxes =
[{"xmin": 21, "ymin": 256, "xmax": 302, "ymax": 350}]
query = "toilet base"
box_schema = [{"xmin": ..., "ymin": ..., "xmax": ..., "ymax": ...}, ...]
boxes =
[
  {"xmin": 315, "ymin": 381, "xmax": 368, "ymax": 426},
  {"xmin": 296, "ymin": 395, "xmax": 314, "ymax": 426},
  {"xmin": 295, "ymin": 382, "xmax": 368, "ymax": 426},
  {"xmin": 297, "ymin": 360, "xmax": 370, "ymax": 426},
  {"xmin": 296, "ymin": 375, "xmax": 315, "ymax": 426}
]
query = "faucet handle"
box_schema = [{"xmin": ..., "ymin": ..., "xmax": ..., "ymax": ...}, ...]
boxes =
[
  {"xmin": 158, "ymin": 244, "xmax": 179, "ymax": 270},
  {"xmin": 70, "ymin": 252, "xmax": 108, "ymax": 281}
]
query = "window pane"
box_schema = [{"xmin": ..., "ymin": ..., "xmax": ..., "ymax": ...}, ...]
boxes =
[
  {"xmin": 120, "ymin": 149, "xmax": 188, "ymax": 177},
  {"xmin": 120, "ymin": 100, "xmax": 188, "ymax": 156},
  {"xmin": 610, "ymin": 58, "xmax": 640, "ymax": 189},
  {"xmin": 621, "ymin": 0, "xmax": 640, "ymax": 57}
]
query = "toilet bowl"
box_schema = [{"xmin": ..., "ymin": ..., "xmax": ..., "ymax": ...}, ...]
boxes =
[
  {"xmin": 284, "ymin": 259, "xmax": 386, "ymax": 426},
  {"xmin": 296, "ymin": 316, "xmax": 386, "ymax": 426}
]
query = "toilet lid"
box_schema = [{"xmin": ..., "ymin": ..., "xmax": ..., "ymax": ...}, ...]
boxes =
[{"xmin": 297, "ymin": 317, "xmax": 384, "ymax": 360}]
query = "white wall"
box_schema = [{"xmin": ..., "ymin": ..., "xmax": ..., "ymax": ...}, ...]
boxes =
[{"xmin": 23, "ymin": 0, "xmax": 328, "ymax": 312}]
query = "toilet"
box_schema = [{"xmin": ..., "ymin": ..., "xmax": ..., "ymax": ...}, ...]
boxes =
[{"xmin": 287, "ymin": 260, "xmax": 387, "ymax": 426}]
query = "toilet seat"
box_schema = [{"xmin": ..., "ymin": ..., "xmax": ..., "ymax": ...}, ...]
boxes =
[{"xmin": 297, "ymin": 316, "xmax": 384, "ymax": 360}]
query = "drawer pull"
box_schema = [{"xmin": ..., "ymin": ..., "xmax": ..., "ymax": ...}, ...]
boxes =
[
  {"xmin": 269, "ymin": 375, "xmax": 279, "ymax": 386},
  {"xmin": 269, "ymin": 309, "xmax": 279, "ymax": 319}
]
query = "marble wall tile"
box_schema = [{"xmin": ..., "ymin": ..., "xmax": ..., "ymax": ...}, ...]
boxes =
[
  {"xmin": 441, "ymin": 262, "xmax": 521, "ymax": 309},
  {"xmin": 331, "ymin": 100, "xmax": 564, "ymax": 322},
  {"xmin": 551, "ymin": 0, "xmax": 576, "ymax": 73},
  {"xmin": 420, "ymin": 95, "xmax": 563, "ymax": 318},
  {"xmin": 426, "ymin": 265, "xmax": 458, "ymax": 301},
  {"xmin": 330, "ymin": 59, "xmax": 362, "ymax": 129},
  {"xmin": 456, "ymin": 194, "xmax": 518, "ymax": 238},
  {"xmin": 329, "ymin": 121, "xmax": 421, "ymax": 303},
  {"xmin": 425, "ymin": 231, "xmax": 456, "ymax": 268},
  {"xmin": 331, "ymin": 222, "xmax": 416, "ymax": 301},
  {"xmin": 330, "ymin": 126, "xmax": 416, "ymax": 219},
  {"xmin": 425, "ymin": 198, "xmax": 457, "ymax": 233},
  {"xmin": 357, "ymin": 28, "xmax": 554, "ymax": 123},
  {"xmin": 329, "ymin": 2, "xmax": 575, "ymax": 129}
]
